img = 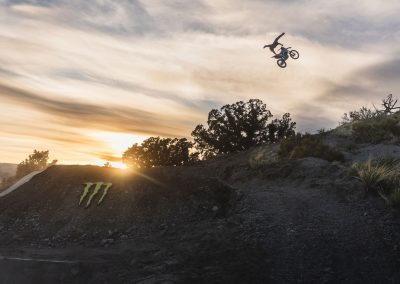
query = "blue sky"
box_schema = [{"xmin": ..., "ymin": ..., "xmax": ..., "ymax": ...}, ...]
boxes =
[{"xmin": 0, "ymin": 0, "xmax": 399, "ymax": 165}]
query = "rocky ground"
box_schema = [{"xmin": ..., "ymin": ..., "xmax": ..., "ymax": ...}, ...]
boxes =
[{"xmin": 1, "ymin": 136, "xmax": 400, "ymax": 283}]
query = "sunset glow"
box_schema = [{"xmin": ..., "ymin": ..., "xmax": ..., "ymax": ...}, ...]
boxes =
[{"xmin": 1, "ymin": 1, "xmax": 400, "ymax": 164}]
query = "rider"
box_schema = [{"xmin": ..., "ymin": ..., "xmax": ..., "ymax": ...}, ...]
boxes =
[
  {"xmin": 263, "ymin": 32, "xmax": 285, "ymax": 55},
  {"xmin": 279, "ymin": 46, "xmax": 289, "ymax": 59}
]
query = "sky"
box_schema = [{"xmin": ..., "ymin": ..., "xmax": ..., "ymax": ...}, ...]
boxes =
[{"xmin": 1, "ymin": 0, "xmax": 400, "ymax": 166}]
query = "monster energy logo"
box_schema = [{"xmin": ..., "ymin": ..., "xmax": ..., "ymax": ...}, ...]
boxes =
[{"xmin": 79, "ymin": 182, "xmax": 112, "ymax": 208}]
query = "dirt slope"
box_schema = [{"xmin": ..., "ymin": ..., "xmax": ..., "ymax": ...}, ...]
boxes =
[
  {"xmin": 0, "ymin": 170, "xmax": 44, "ymax": 197},
  {"xmin": 0, "ymin": 165, "xmax": 237, "ymax": 246},
  {"xmin": 0, "ymin": 143, "xmax": 400, "ymax": 283},
  {"xmin": 235, "ymin": 158, "xmax": 400, "ymax": 283}
]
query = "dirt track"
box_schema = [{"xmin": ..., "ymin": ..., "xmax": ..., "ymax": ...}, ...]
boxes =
[
  {"xmin": 0, "ymin": 170, "xmax": 43, "ymax": 197},
  {"xmin": 0, "ymin": 151, "xmax": 400, "ymax": 283}
]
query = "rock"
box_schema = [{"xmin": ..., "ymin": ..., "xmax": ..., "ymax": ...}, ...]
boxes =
[{"xmin": 212, "ymin": 206, "xmax": 219, "ymax": 212}]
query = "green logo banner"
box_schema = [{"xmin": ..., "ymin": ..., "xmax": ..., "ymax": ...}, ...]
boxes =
[{"xmin": 79, "ymin": 182, "xmax": 112, "ymax": 208}]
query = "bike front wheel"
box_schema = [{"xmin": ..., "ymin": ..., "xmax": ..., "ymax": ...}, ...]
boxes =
[
  {"xmin": 290, "ymin": 50, "xmax": 299, "ymax": 59},
  {"xmin": 277, "ymin": 59, "xmax": 287, "ymax": 68}
]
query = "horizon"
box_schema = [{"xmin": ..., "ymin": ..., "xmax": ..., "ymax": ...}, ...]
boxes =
[{"xmin": 1, "ymin": 0, "xmax": 400, "ymax": 164}]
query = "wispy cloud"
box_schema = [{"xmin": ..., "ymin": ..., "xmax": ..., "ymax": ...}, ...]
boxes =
[{"xmin": 0, "ymin": 0, "xmax": 398, "ymax": 163}]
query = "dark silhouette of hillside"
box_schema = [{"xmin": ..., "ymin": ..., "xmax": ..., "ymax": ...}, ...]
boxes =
[{"xmin": 1, "ymin": 96, "xmax": 400, "ymax": 283}]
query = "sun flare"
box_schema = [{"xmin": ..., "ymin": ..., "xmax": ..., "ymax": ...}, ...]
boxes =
[
  {"xmin": 88, "ymin": 131, "xmax": 147, "ymax": 154},
  {"xmin": 92, "ymin": 161, "xmax": 128, "ymax": 170}
]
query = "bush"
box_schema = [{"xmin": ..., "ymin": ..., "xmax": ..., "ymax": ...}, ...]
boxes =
[
  {"xmin": 352, "ymin": 115, "xmax": 400, "ymax": 143},
  {"xmin": 341, "ymin": 94, "xmax": 400, "ymax": 125},
  {"xmin": 192, "ymin": 99, "xmax": 296, "ymax": 158},
  {"xmin": 122, "ymin": 137, "xmax": 196, "ymax": 169},
  {"xmin": 278, "ymin": 133, "xmax": 344, "ymax": 162},
  {"xmin": 352, "ymin": 157, "xmax": 400, "ymax": 209},
  {"xmin": 351, "ymin": 159, "xmax": 396, "ymax": 192},
  {"xmin": 248, "ymin": 148, "xmax": 279, "ymax": 170},
  {"xmin": 16, "ymin": 150, "xmax": 56, "ymax": 178},
  {"xmin": 341, "ymin": 106, "xmax": 378, "ymax": 124}
]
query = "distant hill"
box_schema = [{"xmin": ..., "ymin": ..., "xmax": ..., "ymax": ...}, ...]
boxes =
[{"xmin": 0, "ymin": 163, "xmax": 17, "ymax": 179}]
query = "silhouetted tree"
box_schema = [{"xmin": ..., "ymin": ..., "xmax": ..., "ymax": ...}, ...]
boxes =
[
  {"xmin": 122, "ymin": 137, "xmax": 195, "ymax": 169},
  {"xmin": 377, "ymin": 94, "xmax": 400, "ymax": 115},
  {"xmin": 267, "ymin": 113, "xmax": 296, "ymax": 143},
  {"xmin": 16, "ymin": 150, "xmax": 50, "ymax": 178},
  {"xmin": 341, "ymin": 94, "xmax": 399, "ymax": 124},
  {"xmin": 191, "ymin": 99, "xmax": 296, "ymax": 157}
]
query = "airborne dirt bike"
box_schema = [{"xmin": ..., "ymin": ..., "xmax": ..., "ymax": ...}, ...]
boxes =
[{"xmin": 272, "ymin": 46, "xmax": 299, "ymax": 68}]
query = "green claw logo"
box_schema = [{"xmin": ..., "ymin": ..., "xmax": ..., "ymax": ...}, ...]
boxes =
[{"xmin": 79, "ymin": 182, "xmax": 112, "ymax": 208}]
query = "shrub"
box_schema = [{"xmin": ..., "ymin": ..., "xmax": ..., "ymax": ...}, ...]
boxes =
[
  {"xmin": 278, "ymin": 133, "xmax": 344, "ymax": 162},
  {"xmin": 352, "ymin": 115, "xmax": 400, "ymax": 143},
  {"xmin": 341, "ymin": 106, "xmax": 378, "ymax": 124},
  {"xmin": 248, "ymin": 148, "xmax": 279, "ymax": 170},
  {"xmin": 341, "ymin": 94, "xmax": 400, "ymax": 125},
  {"xmin": 16, "ymin": 150, "xmax": 56, "ymax": 178},
  {"xmin": 192, "ymin": 99, "xmax": 296, "ymax": 158},
  {"xmin": 352, "ymin": 157, "xmax": 400, "ymax": 209},
  {"xmin": 351, "ymin": 159, "xmax": 396, "ymax": 192},
  {"xmin": 123, "ymin": 137, "xmax": 196, "ymax": 169}
]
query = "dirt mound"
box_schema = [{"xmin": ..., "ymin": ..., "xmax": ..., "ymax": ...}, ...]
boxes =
[
  {"xmin": 1, "ymin": 143, "xmax": 400, "ymax": 283},
  {"xmin": 0, "ymin": 165, "xmax": 238, "ymax": 246}
]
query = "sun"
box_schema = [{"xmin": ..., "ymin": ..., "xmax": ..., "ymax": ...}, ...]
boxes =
[
  {"xmin": 93, "ymin": 161, "xmax": 128, "ymax": 170},
  {"xmin": 86, "ymin": 131, "xmax": 147, "ymax": 168},
  {"xmin": 88, "ymin": 131, "xmax": 147, "ymax": 154}
]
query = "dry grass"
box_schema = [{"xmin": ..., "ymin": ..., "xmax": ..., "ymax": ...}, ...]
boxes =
[
  {"xmin": 352, "ymin": 157, "xmax": 400, "ymax": 209},
  {"xmin": 351, "ymin": 158, "xmax": 396, "ymax": 192}
]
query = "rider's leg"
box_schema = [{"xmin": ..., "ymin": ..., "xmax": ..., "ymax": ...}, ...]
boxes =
[{"xmin": 274, "ymin": 32, "xmax": 285, "ymax": 43}]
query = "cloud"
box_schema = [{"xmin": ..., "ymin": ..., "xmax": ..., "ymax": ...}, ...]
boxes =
[
  {"xmin": 0, "ymin": 82, "xmax": 187, "ymax": 137},
  {"xmin": 319, "ymin": 58, "xmax": 400, "ymax": 105},
  {"xmin": 49, "ymin": 68, "xmax": 223, "ymax": 112},
  {"xmin": 0, "ymin": 0, "xmax": 399, "ymax": 163}
]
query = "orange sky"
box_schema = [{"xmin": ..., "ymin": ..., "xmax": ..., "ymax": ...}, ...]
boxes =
[{"xmin": 1, "ymin": 0, "xmax": 399, "ymax": 165}]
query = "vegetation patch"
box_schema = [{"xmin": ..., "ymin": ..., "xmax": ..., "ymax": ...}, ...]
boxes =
[
  {"xmin": 352, "ymin": 115, "xmax": 400, "ymax": 143},
  {"xmin": 341, "ymin": 94, "xmax": 400, "ymax": 143},
  {"xmin": 351, "ymin": 158, "xmax": 396, "ymax": 192},
  {"xmin": 352, "ymin": 157, "xmax": 400, "ymax": 208},
  {"xmin": 248, "ymin": 147, "xmax": 279, "ymax": 169},
  {"xmin": 278, "ymin": 133, "xmax": 344, "ymax": 162},
  {"xmin": 191, "ymin": 99, "xmax": 296, "ymax": 158}
]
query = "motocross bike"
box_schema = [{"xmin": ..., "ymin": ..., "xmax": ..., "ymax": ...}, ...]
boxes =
[{"xmin": 272, "ymin": 47, "xmax": 299, "ymax": 68}]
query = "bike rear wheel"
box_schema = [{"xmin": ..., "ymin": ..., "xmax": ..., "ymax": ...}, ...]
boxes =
[
  {"xmin": 277, "ymin": 59, "xmax": 287, "ymax": 68},
  {"xmin": 290, "ymin": 50, "xmax": 299, "ymax": 59}
]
